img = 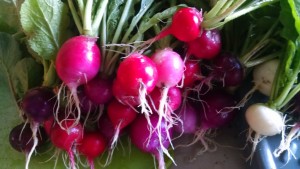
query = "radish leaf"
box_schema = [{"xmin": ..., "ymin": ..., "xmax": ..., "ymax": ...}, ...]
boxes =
[{"xmin": 20, "ymin": 0, "xmax": 70, "ymax": 60}]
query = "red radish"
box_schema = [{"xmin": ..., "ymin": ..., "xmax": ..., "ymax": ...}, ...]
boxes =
[
  {"xmin": 107, "ymin": 99, "xmax": 137, "ymax": 145},
  {"xmin": 112, "ymin": 79, "xmax": 140, "ymax": 106},
  {"xmin": 151, "ymin": 48, "xmax": 184, "ymax": 154},
  {"xmin": 130, "ymin": 115, "xmax": 174, "ymax": 169},
  {"xmin": 20, "ymin": 86, "xmax": 56, "ymax": 169},
  {"xmin": 114, "ymin": 53, "xmax": 157, "ymax": 120},
  {"xmin": 145, "ymin": 7, "xmax": 203, "ymax": 44},
  {"xmin": 84, "ymin": 77, "xmax": 113, "ymax": 105},
  {"xmin": 182, "ymin": 60, "xmax": 202, "ymax": 87},
  {"xmin": 77, "ymin": 131, "xmax": 107, "ymax": 169},
  {"xmin": 105, "ymin": 99, "xmax": 137, "ymax": 164},
  {"xmin": 50, "ymin": 119, "xmax": 83, "ymax": 169},
  {"xmin": 55, "ymin": 35, "xmax": 101, "ymax": 126},
  {"xmin": 186, "ymin": 29, "xmax": 222, "ymax": 59}
]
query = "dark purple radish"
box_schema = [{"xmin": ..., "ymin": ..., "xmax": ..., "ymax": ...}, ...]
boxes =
[
  {"xmin": 84, "ymin": 76, "xmax": 113, "ymax": 105},
  {"xmin": 183, "ymin": 60, "xmax": 202, "ymax": 87},
  {"xmin": 151, "ymin": 48, "xmax": 184, "ymax": 150},
  {"xmin": 9, "ymin": 123, "xmax": 47, "ymax": 153},
  {"xmin": 193, "ymin": 89, "xmax": 237, "ymax": 152},
  {"xmin": 174, "ymin": 103, "xmax": 199, "ymax": 134},
  {"xmin": 50, "ymin": 119, "xmax": 83, "ymax": 169},
  {"xmin": 130, "ymin": 115, "xmax": 174, "ymax": 169},
  {"xmin": 98, "ymin": 114, "xmax": 116, "ymax": 143},
  {"xmin": 186, "ymin": 29, "xmax": 222, "ymax": 59},
  {"xmin": 77, "ymin": 86, "xmax": 98, "ymax": 115},
  {"xmin": 55, "ymin": 35, "xmax": 101, "ymax": 127},
  {"xmin": 20, "ymin": 86, "xmax": 56, "ymax": 169},
  {"xmin": 105, "ymin": 99, "xmax": 137, "ymax": 164},
  {"xmin": 210, "ymin": 52, "xmax": 244, "ymax": 87},
  {"xmin": 145, "ymin": 7, "xmax": 203, "ymax": 44},
  {"xmin": 114, "ymin": 53, "xmax": 158, "ymax": 118},
  {"xmin": 77, "ymin": 131, "xmax": 107, "ymax": 169}
]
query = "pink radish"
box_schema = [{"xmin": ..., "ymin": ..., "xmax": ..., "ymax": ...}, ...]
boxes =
[{"xmin": 55, "ymin": 35, "xmax": 101, "ymax": 126}]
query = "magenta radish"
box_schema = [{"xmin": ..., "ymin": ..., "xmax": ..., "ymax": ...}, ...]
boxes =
[
  {"xmin": 145, "ymin": 7, "xmax": 203, "ymax": 44},
  {"xmin": 77, "ymin": 131, "xmax": 107, "ymax": 169},
  {"xmin": 55, "ymin": 35, "xmax": 101, "ymax": 126},
  {"xmin": 130, "ymin": 115, "xmax": 174, "ymax": 169},
  {"xmin": 174, "ymin": 102, "xmax": 199, "ymax": 134},
  {"xmin": 148, "ymin": 87, "xmax": 182, "ymax": 112},
  {"xmin": 50, "ymin": 119, "xmax": 83, "ymax": 169},
  {"xmin": 186, "ymin": 29, "xmax": 221, "ymax": 59},
  {"xmin": 114, "ymin": 53, "xmax": 157, "ymax": 119},
  {"xmin": 84, "ymin": 76, "xmax": 113, "ymax": 105},
  {"xmin": 20, "ymin": 86, "xmax": 56, "ymax": 169}
]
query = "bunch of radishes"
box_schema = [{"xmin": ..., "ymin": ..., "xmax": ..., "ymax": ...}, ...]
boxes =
[{"xmin": 8, "ymin": 0, "xmax": 290, "ymax": 169}]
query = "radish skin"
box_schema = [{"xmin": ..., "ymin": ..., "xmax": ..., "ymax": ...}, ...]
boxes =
[
  {"xmin": 253, "ymin": 59, "xmax": 279, "ymax": 96},
  {"xmin": 245, "ymin": 103, "xmax": 284, "ymax": 160},
  {"xmin": 245, "ymin": 103, "xmax": 284, "ymax": 136}
]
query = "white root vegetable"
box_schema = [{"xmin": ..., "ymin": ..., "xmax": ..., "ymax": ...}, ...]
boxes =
[
  {"xmin": 245, "ymin": 103, "xmax": 285, "ymax": 160},
  {"xmin": 245, "ymin": 103, "xmax": 284, "ymax": 136},
  {"xmin": 253, "ymin": 59, "xmax": 279, "ymax": 96}
]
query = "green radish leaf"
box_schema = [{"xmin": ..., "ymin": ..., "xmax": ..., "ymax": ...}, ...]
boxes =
[
  {"xmin": 11, "ymin": 57, "xmax": 44, "ymax": 99},
  {"xmin": 106, "ymin": 0, "xmax": 125, "ymax": 43},
  {"xmin": 0, "ymin": 32, "xmax": 24, "ymax": 168},
  {"xmin": 20, "ymin": 0, "xmax": 70, "ymax": 60},
  {"xmin": 280, "ymin": 0, "xmax": 300, "ymax": 41},
  {"xmin": 0, "ymin": 0, "xmax": 24, "ymax": 33}
]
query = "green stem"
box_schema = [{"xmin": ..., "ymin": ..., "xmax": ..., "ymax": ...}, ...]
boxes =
[
  {"xmin": 83, "ymin": 0, "xmax": 93, "ymax": 36},
  {"xmin": 42, "ymin": 61, "xmax": 58, "ymax": 87},
  {"xmin": 202, "ymin": 0, "xmax": 246, "ymax": 29},
  {"xmin": 68, "ymin": 0, "xmax": 83, "ymax": 34},
  {"xmin": 244, "ymin": 52, "xmax": 280, "ymax": 68},
  {"xmin": 225, "ymin": 0, "xmax": 279, "ymax": 23},
  {"xmin": 92, "ymin": 0, "xmax": 108, "ymax": 37},
  {"xmin": 77, "ymin": 0, "xmax": 85, "ymax": 19},
  {"xmin": 204, "ymin": 0, "xmax": 228, "ymax": 20},
  {"xmin": 280, "ymin": 84, "xmax": 300, "ymax": 109},
  {"xmin": 104, "ymin": 0, "xmax": 134, "ymax": 75},
  {"xmin": 100, "ymin": 10, "xmax": 107, "ymax": 73}
]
